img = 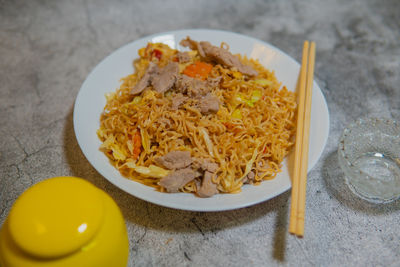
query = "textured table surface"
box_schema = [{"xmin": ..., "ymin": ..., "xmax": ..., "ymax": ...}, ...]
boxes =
[{"xmin": 1, "ymin": 0, "xmax": 400, "ymax": 266}]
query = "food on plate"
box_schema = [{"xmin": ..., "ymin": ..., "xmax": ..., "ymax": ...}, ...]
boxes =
[{"xmin": 97, "ymin": 37, "xmax": 296, "ymax": 197}]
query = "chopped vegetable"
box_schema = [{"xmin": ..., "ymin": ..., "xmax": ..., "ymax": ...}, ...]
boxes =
[
  {"xmin": 233, "ymin": 93, "xmax": 254, "ymax": 107},
  {"xmin": 232, "ymin": 71, "xmax": 242, "ymax": 79},
  {"xmin": 199, "ymin": 128, "xmax": 214, "ymax": 157},
  {"xmin": 139, "ymin": 127, "xmax": 150, "ymax": 153},
  {"xmin": 231, "ymin": 109, "xmax": 242, "ymax": 119},
  {"xmin": 125, "ymin": 160, "xmax": 170, "ymax": 178},
  {"xmin": 132, "ymin": 96, "xmax": 142, "ymax": 104},
  {"xmin": 254, "ymin": 79, "xmax": 272, "ymax": 86},
  {"xmin": 232, "ymin": 93, "xmax": 246, "ymax": 107},
  {"xmin": 239, "ymin": 140, "xmax": 261, "ymax": 181},
  {"xmin": 183, "ymin": 61, "xmax": 213, "ymax": 80},
  {"xmin": 132, "ymin": 130, "xmax": 142, "ymax": 159},
  {"xmin": 251, "ymin": 90, "xmax": 262, "ymax": 103},
  {"xmin": 100, "ymin": 135, "xmax": 127, "ymax": 161},
  {"xmin": 112, "ymin": 147, "xmax": 126, "ymax": 161},
  {"xmin": 232, "ymin": 90, "xmax": 263, "ymax": 108},
  {"xmin": 100, "ymin": 135, "xmax": 115, "ymax": 149},
  {"xmin": 151, "ymin": 49, "xmax": 162, "ymax": 60}
]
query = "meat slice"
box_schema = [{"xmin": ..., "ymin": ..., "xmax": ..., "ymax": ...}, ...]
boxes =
[
  {"xmin": 151, "ymin": 62, "xmax": 179, "ymax": 93},
  {"xmin": 154, "ymin": 150, "xmax": 192, "ymax": 170},
  {"xmin": 177, "ymin": 51, "xmax": 191, "ymax": 63},
  {"xmin": 159, "ymin": 167, "xmax": 199, "ymax": 193},
  {"xmin": 192, "ymin": 158, "xmax": 219, "ymax": 172},
  {"xmin": 207, "ymin": 76, "xmax": 222, "ymax": 89},
  {"xmin": 175, "ymin": 74, "xmax": 209, "ymax": 98},
  {"xmin": 180, "ymin": 37, "xmax": 258, "ymax": 77},
  {"xmin": 197, "ymin": 171, "xmax": 218, "ymax": 198},
  {"xmin": 180, "ymin": 38, "xmax": 205, "ymax": 57},
  {"xmin": 199, "ymin": 41, "xmax": 258, "ymax": 77},
  {"xmin": 199, "ymin": 93, "xmax": 219, "ymax": 114},
  {"xmin": 171, "ymin": 93, "xmax": 188, "ymax": 110},
  {"xmin": 130, "ymin": 62, "xmax": 159, "ymax": 95}
]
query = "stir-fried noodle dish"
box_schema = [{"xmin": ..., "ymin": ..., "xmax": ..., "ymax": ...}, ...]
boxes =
[{"xmin": 97, "ymin": 37, "xmax": 296, "ymax": 197}]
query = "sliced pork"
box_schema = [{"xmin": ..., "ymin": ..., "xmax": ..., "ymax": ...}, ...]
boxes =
[
  {"xmin": 180, "ymin": 37, "xmax": 258, "ymax": 77},
  {"xmin": 175, "ymin": 74, "xmax": 209, "ymax": 98},
  {"xmin": 199, "ymin": 93, "xmax": 219, "ymax": 114},
  {"xmin": 180, "ymin": 38, "xmax": 205, "ymax": 57},
  {"xmin": 199, "ymin": 41, "xmax": 258, "ymax": 77},
  {"xmin": 159, "ymin": 167, "xmax": 199, "ymax": 193},
  {"xmin": 152, "ymin": 62, "xmax": 180, "ymax": 93},
  {"xmin": 192, "ymin": 158, "xmax": 219, "ymax": 172},
  {"xmin": 171, "ymin": 93, "xmax": 188, "ymax": 110},
  {"xmin": 130, "ymin": 62, "xmax": 159, "ymax": 95},
  {"xmin": 154, "ymin": 150, "xmax": 192, "ymax": 170},
  {"xmin": 197, "ymin": 171, "xmax": 218, "ymax": 198}
]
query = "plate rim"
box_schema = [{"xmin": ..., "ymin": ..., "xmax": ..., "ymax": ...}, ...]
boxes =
[{"xmin": 73, "ymin": 28, "xmax": 330, "ymax": 212}]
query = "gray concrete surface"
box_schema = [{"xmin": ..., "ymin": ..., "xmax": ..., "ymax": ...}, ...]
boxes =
[{"xmin": 1, "ymin": 0, "xmax": 400, "ymax": 266}]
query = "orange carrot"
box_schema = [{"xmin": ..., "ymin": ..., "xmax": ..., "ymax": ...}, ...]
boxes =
[
  {"xmin": 132, "ymin": 130, "xmax": 142, "ymax": 160},
  {"xmin": 183, "ymin": 61, "xmax": 213, "ymax": 80}
]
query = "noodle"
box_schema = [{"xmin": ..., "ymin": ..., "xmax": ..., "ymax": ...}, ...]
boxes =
[{"xmin": 97, "ymin": 40, "xmax": 296, "ymax": 196}]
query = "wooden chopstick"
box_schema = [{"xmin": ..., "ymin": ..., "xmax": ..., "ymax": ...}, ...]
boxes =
[
  {"xmin": 296, "ymin": 41, "xmax": 315, "ymax": 236},
  {"xmin": 289, "ymin": 41, "xmax": 309, "ymax": 235},
  {"xmin": 289, "ymin": 41, "xmax": 316, "ymax": 237}
]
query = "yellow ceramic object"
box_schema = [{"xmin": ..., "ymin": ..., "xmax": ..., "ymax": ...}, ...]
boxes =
[{"xmin": 0, "ymin": 177, "xmax": 129, "ymax": 267}]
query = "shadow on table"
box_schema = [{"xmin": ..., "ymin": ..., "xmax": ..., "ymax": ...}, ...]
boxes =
[
  {"xmin": 64, "ymin": 105, "xmax": 289, "ymax": 262},
  {"xmin": 322, "ymin": 151, "xmax": 400, "ymax": 214}
]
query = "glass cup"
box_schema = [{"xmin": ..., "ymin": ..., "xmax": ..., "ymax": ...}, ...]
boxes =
[{"xmin": 338, "ymin": 118, "xmax": 400, "ymax": 204}]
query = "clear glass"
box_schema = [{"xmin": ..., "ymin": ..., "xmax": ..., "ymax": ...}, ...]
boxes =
[{"xmin": 338, "ymin": 118, "xmax": 400, "ymax": 204}]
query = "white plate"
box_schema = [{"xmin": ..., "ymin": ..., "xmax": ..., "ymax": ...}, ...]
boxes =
[{"xmin": 73, "ymin": 29, "xmax": 329, "ymax": 212}]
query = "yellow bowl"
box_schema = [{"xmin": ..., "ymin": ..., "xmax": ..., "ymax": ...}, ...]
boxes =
[{"xmin": 0, "ymin": 176, "xmax": 129, "ymax": 267}]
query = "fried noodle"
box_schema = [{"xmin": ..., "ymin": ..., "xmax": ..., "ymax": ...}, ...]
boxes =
[{"xmin": 97, "ymin": 41, "xmax": 296, "ymax": 195}]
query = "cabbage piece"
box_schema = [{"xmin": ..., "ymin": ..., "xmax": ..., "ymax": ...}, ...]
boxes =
[
  {"xmin": 239, "ymin": 140, "xmax": 261, "ymax": 181},
  {"xmin": 231, "ymin": 109, "xmax": 242, "ymax": 119},
  {"xmin": 100, "ymin": 135, "xmax": 127, "ymax": 161},
  {"xmin": 233, "ymin": 90, "xmax": 262, "ymax": 108},
  {"xmin": 234, "ymin": 93, "xmax": 246, "ymax": 105},
  {"xmin": 125, "ymin": 160, "xmax": 170, "ymax": 178},
  {"xmin": 232, "ymin": 71, "xmax": 243, "ymax": 79},
  {"xmin": 254, "ymin": 79, "xmax": 272, "ymax": 87},
  {"xmin": 100, "ymin": 135, "xmax": 115, "ymax": 149},
  {"xmin": 139, "ymin": 127, "xmax": 150, "ymax": 153},
  {"xmin": 251, "ymin": 90, "xmax": 262, "ymax": 103},
  {"xmin": 132, "ymin": 96, "xmax": 142, "ymax": 104},
  {"xmin": 126, "ymin": 140, "xmax": 133, "ymax": 154},
  {"xmin": 200, "ymin": 128, "xmax": 214, "ymax": 157},
  {"xmin": 111, "ymin": 146, "xmax": 126, "ymax": 161}
]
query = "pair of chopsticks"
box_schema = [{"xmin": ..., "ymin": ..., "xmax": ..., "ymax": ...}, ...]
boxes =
[{"xmin": 289, "ymin": 41, "xmax": 316, "ymax": 237}]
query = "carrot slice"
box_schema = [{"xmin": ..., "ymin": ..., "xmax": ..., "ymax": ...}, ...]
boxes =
[
  {"xmin": 183, "ymin": 61, "xmax": 213, "ymax": 80},
  {"xmin": 132, "ymin": 130, "xmax": 142, "ymax": 160}
]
